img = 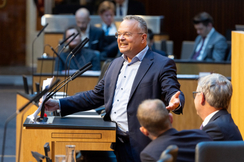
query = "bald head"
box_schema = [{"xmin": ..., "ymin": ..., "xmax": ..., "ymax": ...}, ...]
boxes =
[
  {"xmin": 75, "ymin": 8, "xmax": 90, "ymax": 32},
  {"xmin": 137, "ymin": 99, "xmax": 171, "ymax": 136}
]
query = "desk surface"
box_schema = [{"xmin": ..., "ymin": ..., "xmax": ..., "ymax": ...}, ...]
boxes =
[{"xmin": 24, "ymin": 115, "xmax": 116, "ymax": 130}]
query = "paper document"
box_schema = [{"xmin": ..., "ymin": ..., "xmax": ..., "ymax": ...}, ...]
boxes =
[{"xmin": 27, "ymin": 76, "xmax": 54, "ymax": 123}]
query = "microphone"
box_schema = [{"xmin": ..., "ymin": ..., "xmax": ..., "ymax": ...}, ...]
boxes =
[
  {"xmin": 1, "ymin": 78, "xmax": 59, "ymax": 162},
  {"xmin": 64, "ymin": 38, "xmax": 89, "ymax": 96},
  {"xmin": 39, "ymin": 63, "xmax": 92, "ymax": 120},
  {"xmin": 58, "ymin": 32, "xmax": 75, "ymax": 47},
  {"xmin": 58, "ymin": 32, "xmax": 80, "ymax": 57},
  {"xmin": 32, "ymin": 23, "xmax": 49, "ymax": 94},
  {"xmin": 37, "ymin": 23, "xmax": 49, "ymax": 37}
]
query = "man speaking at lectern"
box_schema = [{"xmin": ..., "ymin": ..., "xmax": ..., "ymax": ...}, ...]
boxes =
[{"xmin": 43, "ymin": 15, "xmax": 185, "ymax": 162}]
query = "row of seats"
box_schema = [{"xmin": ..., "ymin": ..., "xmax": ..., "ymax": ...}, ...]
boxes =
[
  {"xmin": 158, "ymin": 141, "xmax": 244, "ymax": 162},
  {"xmin": 154, "ymin": 40, "xmax": 231, "ymax": 61}
]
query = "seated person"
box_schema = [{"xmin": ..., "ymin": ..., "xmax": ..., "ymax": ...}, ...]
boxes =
[
  {"xmin": 137, "ymin": 99, "xmax": 212, "ymax": 162},
  {"xmin": 148, "ymin": 29, "xmax": 167, "ymax": 57},
  {"xmin": 75, "ymin": 8, "xmax": 105, "ymax": 53},
  {"xmin": 193, "ymin": 73, "xmax": 243, "ymax": 141},
  {"xmin": 98, "ymin": 0, "xmax": 119, "ymax": 60},
  {"xmin": 55, "ymin": 25, "xmax": 100, "ymax": 72},
  {"xmin": 113, "ymin": 0, "xmax": 146, "ymax": 16},
  {"xmin": 190, "ymin": 12, "xmax": 228, "ymax": 61}
]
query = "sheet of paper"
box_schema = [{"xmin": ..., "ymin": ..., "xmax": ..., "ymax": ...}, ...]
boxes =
[{"xmin": 27, "ymin": 76, "xmax": 54, "ymax": 123}]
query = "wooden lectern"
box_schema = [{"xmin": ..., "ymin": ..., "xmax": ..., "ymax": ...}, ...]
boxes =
[
  {"xmin": 231, "ymin": 31, "xmax": 244, "ymax": 137},
  {"xmin": 16, "ymin": 93, "xmax": 116, "ymax": 162}
]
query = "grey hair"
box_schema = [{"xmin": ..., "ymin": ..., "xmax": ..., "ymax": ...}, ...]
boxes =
[
  {"xmin": 123, "ymin": 15, "xmax": 148, "ymax": 34},
  {"xmin": 197, "ymin": 73, "xmax": 232, "ymax": 109}
]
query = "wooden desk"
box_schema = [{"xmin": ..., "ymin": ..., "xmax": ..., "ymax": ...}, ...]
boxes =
[
  {"xmin": 175, "ymin": 60, "xmax": 231, "ymax": 77},
  {"xmin": 37, "ymin": 58, "xmax": 231, "ymax": 77},
  {"xmin": 33, "ymin": 73, "xmax": 99, "ymax": 95},
  {"xmin": 16, "ymin": 93, "xmax": 116, "ymax": 162}
]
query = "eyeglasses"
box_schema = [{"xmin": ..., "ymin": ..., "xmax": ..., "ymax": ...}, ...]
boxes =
[
  {"xmin": 115, "ymin": 32, "xmax": 144, "ymax": 39},
  {"xmin": 192, "ymin": 91, "xmax": 201, "ymax": 99}
]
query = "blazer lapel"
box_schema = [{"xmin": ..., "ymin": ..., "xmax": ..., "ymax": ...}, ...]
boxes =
[
  {"xmin": 209, "ymin": 109, "xmax": 228, "ymax": 122},
  {"xmin": 129, "ymin": 50, "xmax": 154, "ymax": 99}
]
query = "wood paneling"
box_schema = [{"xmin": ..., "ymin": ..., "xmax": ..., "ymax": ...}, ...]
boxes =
[
  {"xmin": 0, "ymin": 0, "xmax": 26, "ymax": 66},
  {"xmin": 139, "ymin": 0, "xmax": 244, "ymax": 58}
]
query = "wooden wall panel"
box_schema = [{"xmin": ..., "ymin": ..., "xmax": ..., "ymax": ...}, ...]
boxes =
[
  {"xmin": 0, "ymin": 0, "xmax": 26, "ymax": 66},
  {"xmin": 139, "ymin": 0, "xmax": 244, "ymax": 58}
]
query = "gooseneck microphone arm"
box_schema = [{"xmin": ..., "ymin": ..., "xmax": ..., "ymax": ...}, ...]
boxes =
[
  {"xmin": 39, "ymin": 63, "xmax": 92, "ymax": 120},
  {"xmin": 32, "ymin": 23, "xmax": 49, "ymax": 83},
  {"xmin": 1, "ymin": 78, "xmax": 59, "ymax": 162}
]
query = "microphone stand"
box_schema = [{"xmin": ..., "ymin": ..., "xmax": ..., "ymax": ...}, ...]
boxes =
[
  {"xmin": 31, "ymin": 23, "xmax": 48, "ymax": 94},
  {"xmin": 39, "ymin": 63, "xmax": 92, "ymax": 120},
  {"xmin": 1, "ymin": 78, "xmax": 59, "ymax": 162},
  {"xmin": 65, "ymin": 38, "xmax": 89, "ymax": 96}
]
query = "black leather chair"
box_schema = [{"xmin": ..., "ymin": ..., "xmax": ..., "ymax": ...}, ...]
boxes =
[{"xmin": 195, "ymin": 141, "xmax": 244, "ymax": 162}]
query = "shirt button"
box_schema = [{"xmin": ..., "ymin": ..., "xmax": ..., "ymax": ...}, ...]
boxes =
[
  {"xmin": 124, "ymin": 76, "xmax": 126, "ymax": 78},
  {"xmin": 121, "ymin": 88, "xmax": 123, "ymax": 90},
  {"xmin": 114, "ymin": 112, "xmax": 116, "ymax": 114},
  {"xmin": 117, "ymin": 99, "xmax": 119, "ymax": 102}
]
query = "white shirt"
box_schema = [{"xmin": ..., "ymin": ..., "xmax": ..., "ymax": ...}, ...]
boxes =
[
  {"xmin": 80, "ymin": 24, "xmax": 90, "ymax": 48},
  {"xmin": 116, "ymin": 0, "xmax": 128, "ymax": 17},
  {"xmin": 196, "ymin": 27, "xmax": 215, "ymax": 60},
  {"xmin": 202, "ymin": 110, "xmax": 219, "ymax": 127},
  {"xmin": 110, "ymin": 46, "xmax": 149, "ymax": 132},
  {"xmin": 102, "ymin": 22, "xmax": 117, "ymax": 36}
]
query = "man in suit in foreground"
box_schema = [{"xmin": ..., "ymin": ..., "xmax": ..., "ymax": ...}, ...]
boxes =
[
  {"xmin": 190, "ymin": 12, "xmax": 228, "ymax": 61},
  {"xmin": 75, "ymin": 8, "xmax": 105, "ymax": 52},
  {"xmin": 138, "ymin": 99, "xmax": 212, "ymax": 162},
  {"xmin": 44, "ymin": 15, "xmax": 185, "ymax": 162},
  {"xmin": 193, "ymin": 73, "xmax": 243, "ymax": 141}
]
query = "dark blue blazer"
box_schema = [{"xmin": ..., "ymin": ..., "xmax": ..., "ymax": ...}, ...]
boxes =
[
  {"xmin": 202, "ymin": 109, "xmax": 243, "ymax": 141},
  {"xmin": 88, "ymin": 25, "xmax": 105, "ymax": 52},
  {"xmin": 60, "ymin": 49, "xmax": 185, "ymax": 161},
  {"xmin": 140, "ymin": 128, "xmax": 212, "ymax": 162}
]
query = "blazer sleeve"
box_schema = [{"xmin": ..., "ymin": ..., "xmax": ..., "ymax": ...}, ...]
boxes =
[
  {"xmin": 211, "ymin": 37, "xmax": 228, "ymax": 61},
  {"xmin": 140, "ymin": 152, "xmax": 157, "ymax": 162}
]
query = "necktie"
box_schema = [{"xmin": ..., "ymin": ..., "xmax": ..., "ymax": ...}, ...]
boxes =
[
  {"xmin": 119, "ymin": 5, "xmax": 123, "ymax": 16},
  {"xmin": 200, "ymin": 124, "xmax": 203, "ymax": 130},
  {"xmin": 192, "ymin": 37, "xmax": 206, "ymax": 60},
  {"xmin": 105, "ymin": 25, "xmax": 110, "ymax": 36}
]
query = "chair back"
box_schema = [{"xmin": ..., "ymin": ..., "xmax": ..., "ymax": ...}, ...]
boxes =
[
  {"xmin": 98, "ymin": 59, "xmax": 112, "ymax": 83},
  {"xmin": 157, "ymin": 153, "xmax": 173, "ymax": 162},
  {"xmin": 195, "ymin": 141, "xmax": 244, "ymax": 162},
  {"xmin": 180, "ymin": 41, "xmax": 195, "ymax": 59},
  {"xmin": 159, "ymin": 145, "xmax": 178, "ymax": 162}
]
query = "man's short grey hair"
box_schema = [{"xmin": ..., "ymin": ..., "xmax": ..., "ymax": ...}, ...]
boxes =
[
  {"xmin": 197, "ymin": 73, "xmax": 232, "ymax": 109},
  {"xmin": 123, "ymin": 15, "xmax": 148, "ymax": 34}
]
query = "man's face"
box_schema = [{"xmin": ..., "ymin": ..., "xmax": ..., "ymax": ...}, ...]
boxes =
[
  {"xmin": 194, "ymin": 88, "xmax": 202, "ymax": 116},
  {"xmin": 116, "ymin": 19, "xmax": 147, "ymax": 59},
  {"xmin": 75, "ymin": 15, "xmax": 90, "ymax": 32},
  {"xmin": 66, "ymin": 29, "xmax": 81, "ymax": 49},
  {"xmin": 100, "ymin": 9, "xmax": 114, "ymax": 26},
  {"xmin": 194, "ymin": 23, "xmax": 212, "ymax": 37}
]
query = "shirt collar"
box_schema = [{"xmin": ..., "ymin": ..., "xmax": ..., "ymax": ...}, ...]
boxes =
[
  {"xmin": 202, "ymin": 110, "xmax": 219, "ymax": 127},
  {"xmin": 122, "ymin": 45, "xmax": 149, "ymax": 65},
  {"xmin": 206, "ymin": 27, "xmax": 215, "ymax": 39}
]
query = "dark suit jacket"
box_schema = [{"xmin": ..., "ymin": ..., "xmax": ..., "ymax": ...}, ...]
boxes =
[
  {"xmin": 202, "ymin": 109, "xmax": 243, "ymax": 141},
  {"xmin": 140, "ymin": 128, "xmax": 212, "ymax": 162},
  {"xmin": 54, "ymin": 48, "xmax": 100, "ymax": 71},
  {"xmin": 113, "ymin": 0, "xmax": 146, "ymax": 15},
  {"xmin": 59, "ymin": 49, "xmax": 185, "ymax": 162},
  {"xmin": 88, "ymin": 25, "xmax": 105, "ymax": 52},
  {"xmin": 190, "ymin": 30, "xmax": 228, "ymax": 61}
]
